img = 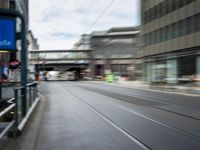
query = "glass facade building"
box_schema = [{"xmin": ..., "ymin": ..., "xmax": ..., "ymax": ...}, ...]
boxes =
[{"xmin": 141, "ymin": 0, "xmax": 200, "ymax": 85}]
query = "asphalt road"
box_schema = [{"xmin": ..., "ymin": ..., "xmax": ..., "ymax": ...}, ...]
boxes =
[{"xmin": 35, "ymin": 81, "xmax": 200, "ymax": 150}]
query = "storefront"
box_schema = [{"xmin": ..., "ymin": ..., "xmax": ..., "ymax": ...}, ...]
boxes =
[
  {"xmin": 177, "ymin": 55, "xmax": 196, "ymax": 84},
  {"xmin": 166, "ymin": 59, "xmax": 177, "ymax": 84},
  {"xmin": 144, "ymin": 52, "xmax": 198, "ymax": 85},
  {"xmin": 145, "ymin": 61, "xmax": 168, "ymax": 84}
]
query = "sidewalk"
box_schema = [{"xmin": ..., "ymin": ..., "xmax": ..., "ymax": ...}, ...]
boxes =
[{"xmin": 93, "ymin": 80, "xmax": 200, "ymax": 96}]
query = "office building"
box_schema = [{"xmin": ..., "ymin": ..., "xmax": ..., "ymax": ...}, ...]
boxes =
[
  {"xmin": 141, "ymin": 0, "xmax": 200, "ymax": 84},
  {"xmin": 90, "ymin": 26, "xmax": 140, "ymax": 80}
]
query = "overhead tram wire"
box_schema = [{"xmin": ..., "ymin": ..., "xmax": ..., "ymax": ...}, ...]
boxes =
[{"xmin": 86, "ymin": 0, "xmax": 115, "ymax": 33}]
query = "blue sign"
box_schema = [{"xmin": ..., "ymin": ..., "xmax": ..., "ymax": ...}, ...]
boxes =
[{"xmin": 0, "ymin": 18, "xmax": 16, "ymax": 50}]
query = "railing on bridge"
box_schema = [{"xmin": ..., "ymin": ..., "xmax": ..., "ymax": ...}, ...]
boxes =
[
  {"xmin": 29, "ymin": 50, "xmax": 91, "ymax": 61},
  {"xmin": 0, "ymin": 82, "xmax": 39, "ymax": 138}
]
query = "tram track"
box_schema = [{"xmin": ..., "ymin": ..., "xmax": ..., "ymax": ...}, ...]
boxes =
[
  {"xmin": 79, "ymin": 85, "xmax": 200, "ymax": 121},
  {"xmin": 66, "ymin": 87, "xmax": 152, "ymax": 150},
  {"xmin": 74, "ymin": 85, "xmax": 200, "ymax": 141}
]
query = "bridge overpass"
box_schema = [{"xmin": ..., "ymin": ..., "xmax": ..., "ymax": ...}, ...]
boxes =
[{"xmin": 29, "ymin": 49, "xmax": 92, "ymax": 79}]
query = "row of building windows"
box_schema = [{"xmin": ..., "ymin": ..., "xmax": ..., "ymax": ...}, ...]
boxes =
[
  {"xmin": 92, "ymin": 38, "xmax": 136, "ymax": 59},
  {"xmin": 144, "ymin": 13, "xmax": 200, "ymax": 46},
  {"xmin": 143, "ymin": 0, "xmax": 196, "ymax": 24}
]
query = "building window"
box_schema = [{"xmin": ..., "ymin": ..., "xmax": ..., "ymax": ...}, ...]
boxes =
[
  {"xmin": 185, "ymin": 17, "xmax": 192, "ymax": 35},
  {"xmin": 178, "ymin": 55, "xmax": 196, "ymax": 79},
  {"xmin": 195, "ymin": 13, "xmax": 200, "ymax": 32},
  {"xmin": 143, "ymin": 0, "xmax": 197, "ymax": 24},
  {"xmin": 165, "ymin": 25, "xmax": 171, "ymax": 41},
  {"xmin": 144, "ymin": 13, "xmax": 200, "ymax": 46},
  {"xmin": 177, "ymin": 20, "xmax": 184, "ymax": 37}
]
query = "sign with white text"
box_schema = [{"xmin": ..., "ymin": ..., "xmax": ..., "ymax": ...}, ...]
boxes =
[{"xmin": 0, "ymin": 17, "xmax": 16, "ymax": 51}]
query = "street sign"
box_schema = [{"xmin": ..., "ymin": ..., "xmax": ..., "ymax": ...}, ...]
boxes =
[{"xmin": 0, "ymin": 17, "xmax": 16, "ymax": 51}]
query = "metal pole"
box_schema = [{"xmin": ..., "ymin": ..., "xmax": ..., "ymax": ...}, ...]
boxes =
[
  {"xmin": 14, "ymin": 89, "xmax": 18, "ymax": 130},
  {"xmin": 0, "ymin": 83, "xmax": 2, "ymax": 101},
  {"xmin": 20, "ymin": 16, "xmax": 27, "ymax": 117}
]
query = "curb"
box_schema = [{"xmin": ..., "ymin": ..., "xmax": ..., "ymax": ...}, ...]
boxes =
[{"xmin": 92, "ymin": 81, "xmax": 200, "ymax": 97}]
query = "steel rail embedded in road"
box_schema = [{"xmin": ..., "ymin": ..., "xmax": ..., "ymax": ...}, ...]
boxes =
[
  {"xmin": 80, "ymin": 85, "xmax": 200, "ymax": 121},
  {"xmin": 76, "ymin": 85, "xmax": 200, "ymax": 141},
  {"xmin": 66, "ymin": 88, "xmax": 152, "ymax": 150},
  {"xmin": 116, "ymin": 105, "xmax": 200, "ymax": 141}
]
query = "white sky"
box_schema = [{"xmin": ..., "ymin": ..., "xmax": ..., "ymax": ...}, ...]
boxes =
[{"xmin": 30, "ymin": 0, "xmax": 140, "ymax": 50}]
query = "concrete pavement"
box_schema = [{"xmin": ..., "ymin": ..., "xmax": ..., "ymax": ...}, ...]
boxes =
[
  {"xmin": 1, "ymin": 81, "xmax": 200, "ymax": 150},
  {"xmin": 1, "ymin": 82, "xmax": 147, "ymax": 150}
]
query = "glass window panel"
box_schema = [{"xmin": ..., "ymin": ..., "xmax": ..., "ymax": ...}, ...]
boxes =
[
  {"xmin": 171, "ymin": 23, "xmax": 177, "ymax": 39},
  {"xmin": 185, "ymin": 17, "xmax": 192, "ymax": 34}
]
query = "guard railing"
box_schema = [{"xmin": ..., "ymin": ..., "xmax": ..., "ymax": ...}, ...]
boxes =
[{"xmin": 0, "ymin": 81, "xmax": 39, "ymax": 138}]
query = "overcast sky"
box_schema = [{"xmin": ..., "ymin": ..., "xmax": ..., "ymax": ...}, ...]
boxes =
[{"xmin": 30, "ymin": 0, "xmax": 140, "ymax": 50}]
